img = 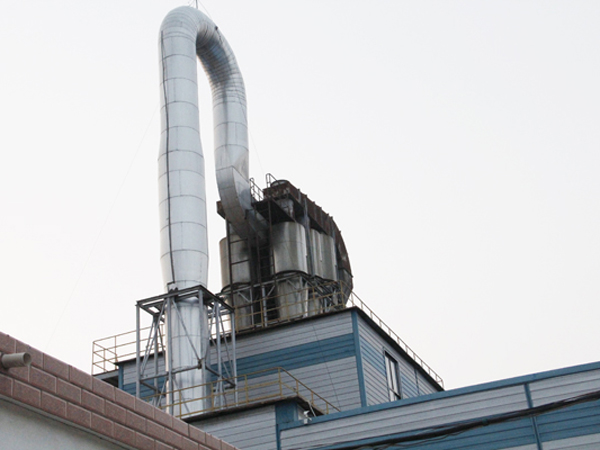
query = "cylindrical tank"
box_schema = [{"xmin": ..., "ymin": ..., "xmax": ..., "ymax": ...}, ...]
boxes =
[
  {"xmin": 310, "ymin": 229, "xmax": 323, "ymax": 277},
  {"xmin": 219, "ymin": 235, "xmax": 251, "ymax": 287},
  {"xmin": 275, "ymin": 275, "xmax": 308, "ymax": 320},
  {"xmin": 272, "ymin": 222, "xmax": 308, "ymax": 319},
  {"xmin": 272, "ymin": 222, "xmax": 308, "ymax": 274},
  {"xmin": 308, "ymin": 229, "xmax": 337, "ymax": 315},
  {"xmin": 219, "ymin": 236, "xmax": 253, "ymax": 329},
  {"xmin": 310, "ymin": 229, "xmax": 338, "ymax": 281},
  {"xmin": 320, "ymin": 233, "xmax": 338, "ymax": 281}
]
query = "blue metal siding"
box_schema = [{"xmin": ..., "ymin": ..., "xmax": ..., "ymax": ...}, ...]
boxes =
[
  {"xmin": 226, "ymin": 313, "xmax": 354, "ymax": 361},
  {"xmin": 280, "ymin": 385, "xmax": 530, "ymax": 449},
  {"xmin": 220, "ymin": 313, "xmax": 361, "ymax": 412},
  {"xmin": 313, "ymin": 418, "xmax": 537, "ymax": 450},
  {"xmin": 416, "ymin": 370, "xmax": 439, "ymax": 396},
  {"xmin": 192, "ymin": 405, "xmax": 278, "ymax": 450},
  {"xmin": 359, "ymin": 336, "xmax": 385, "ymax": 376},
  {"xmin": 536, "ymin": 400, "xmax": 600, "ymax": 443},
  {"xmin": 287, "ymin": 358, "xmax": 361, "ymax": 411},
  {"xmin": 121, "ymin": 377, "xmax": 166, "ymax": 398},
  {"xmin": 362, "ymin": 360, "xmax": 388, "ymax": 406},
  {"xmin": 400, "ymin": 371, "xmax": 419, "ymax": 398},
  {"xmin": 279, "ymin": 363, "xmax": 600, "ymax": 450},
  {"xmin": 286, "ymin": 400, "xmax": 600, "ymax": 450},
  {"xmin": 351, "ymin": 310, "xmax": 368, "ymax": 408},
  {"xmin": 357, "ymin": 316, "xmax": 428, "ymax": 401},
  {"xmin": 206, "ymin": 333, "xmax": 356, "ymax": 380},
  {"xmin": 233, "ymin": 333, "xmax": 356, "ymax": 375}
]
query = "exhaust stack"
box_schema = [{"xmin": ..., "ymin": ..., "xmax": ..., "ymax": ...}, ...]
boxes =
[{"xmin": 159, "ymin": 6, "xmax": 261, "ymax": 413}]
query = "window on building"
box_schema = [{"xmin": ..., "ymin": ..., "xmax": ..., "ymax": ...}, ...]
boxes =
[{"xmin": 385, "ymin": 353, "xmax": 401, "ymax": 401}]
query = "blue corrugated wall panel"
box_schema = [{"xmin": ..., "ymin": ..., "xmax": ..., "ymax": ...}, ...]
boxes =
[
  {"xmin": 359, "ymin": 333, "xmax": 420, "ymax": 400},
  {"xmin": 537, "ymin": 399, "xmax": 600, "ymax": 443},
  {"xmin": 316, "ymin": 417, "xmax": 536, "ymax": 450},
  {"xmin": 122, "ymin": 376, "xmax": 166, "ymax": 398},
  {"xmin": 396, "ymin": 419, "xmax": 535, "ymax": 450},
  {"xmin": 211, "ymin": 333, "xmax": 356, "ymax": 378},
  {"xmin": 359, "ymin": 336, "xmax": 385, "ymax": 376},
  {"xmin": 400, "ymin": 372, "xmax": 419, "ymax": 398}
]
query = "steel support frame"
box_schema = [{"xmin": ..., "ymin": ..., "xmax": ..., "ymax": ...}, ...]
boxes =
[
  {"xmin": 134, "ymin": 285, "xmax": 237, "ymax": 415},
  {"xmin": 221, "ymin": 272, "xmax": 345, "ymax": 331}
]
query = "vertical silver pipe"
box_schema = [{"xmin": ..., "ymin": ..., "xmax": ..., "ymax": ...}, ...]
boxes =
[{"xmin": 159, "ymin": 5, "xmax": 266, "ymax": 414}]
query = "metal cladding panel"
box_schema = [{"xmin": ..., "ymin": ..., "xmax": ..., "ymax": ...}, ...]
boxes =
[
  {"xmin": 310, "ymin": 229, "xmax": 323, "ymax": 276},
  {"xmin": 238, "ymin": 314, "xmax": 360, "ymax": 408},
  {"xmin": 536, "ymin": 402, "xmax": 600, "ymax": 445},
  {"xmin": 272, "ymin": 222, "xmax": 308, "ymax": 274},
  {"xmin": 321, "ymin": 232, "xmax": 338, "ymax": 281},
  {"xmin": 121, "ymin": 356, "xmax": 165, "ymax": 386},
  {"xmin": 202, "ymin": 359, "xmax": 359, "ymax": 413},
  {"xmin": 310, "ymin": 229, "xmax": 338, "ymax": 281},
  {"xmin": 542, "ymin": 433, "xmax": 600, "ymax": 450},
  {"xmin": 219, "ymin": 235, "xmax": 251, "ymax": 287},
  {"xmin": 281, "ymin": 385, "xmax": 529, "ymax": 449},
  {"xmin": 529, "ymin": 369, "xmax": 600, "ymax": 444},
  {"xmin": 416, "ymin": 370, "xmax": 439, "ymax": 395},
  {"xmin": 289, "ymin": 358, "xmax": 361, "ymax": 411},
  {"xmin": 362, "ymin": 359, "xmax": 389, "ymax": 406},
  {"xmin": 204, "ymin": 312, "xmax": 360, "ymax": 410},
  {"xmin": 282, "ymin": 417, "xmax": 539, "ymax": 450},
  {"xmin": 191, "ymin": 405, "xmax": 277, "ymax": 450},
  {"xmin": 220, "ymin": 334, "xmax": 356, "ymax": 375},
  {"xmin": 275, "ymin": 277, "xmax": 308, "ymax": 318},
  {"xmin": 529, "ymin": 368, "xmax": 600, "ymax": 406},
  {"xmin": 220, "ymin": 311, "xmax": 353, "ymax": 360},
  {"xmin": 357, "ymin": 315, "xmax": 439, "ymax": 399}
]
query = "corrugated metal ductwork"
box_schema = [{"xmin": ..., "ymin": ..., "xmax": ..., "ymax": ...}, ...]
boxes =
[
  {"xmin": 158, "ymin": 5, "xmax": 265, "ymax": 414},
  {"xmin": 159, "ymin": 6, "xmax": 264, "ymax": 293}
]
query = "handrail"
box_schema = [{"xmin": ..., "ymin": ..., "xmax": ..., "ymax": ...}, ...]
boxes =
[
  {"xmin": 249, "ymin": 177, "xmax": 264, "ymax": 202},
  {"xmin": 92, "ymin": 326, "xmax": 164, "ymax": 375},
  {"xmin": 92, "ymin": 282, "xmax": 443, "ymax": 387},
  {"xmin": 344, "ymin": 291, "xmax": 443, "ymax": 386},
  {"xmin": 147, "ymin": 366, "xmax": 340, "ymax": 419}
]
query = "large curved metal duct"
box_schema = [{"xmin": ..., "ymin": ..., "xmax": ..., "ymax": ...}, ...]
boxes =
[
  {"xmin": 159, "ymin": 6, "xmax": 264, "ymax": 292},
  {"xmin": 159, "ymin": 5, "xmax": 264, "ymax": 414}
]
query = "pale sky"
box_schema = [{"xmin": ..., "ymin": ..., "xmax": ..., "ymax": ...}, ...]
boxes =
[{"xmin": 1, "ymin": 0, "xmax": 599, "ymax": 390}]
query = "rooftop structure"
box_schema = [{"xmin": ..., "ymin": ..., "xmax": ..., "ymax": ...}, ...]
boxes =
[{"xmin": 85, "ymin": 5, "xmax": 600, "ymax": 450}]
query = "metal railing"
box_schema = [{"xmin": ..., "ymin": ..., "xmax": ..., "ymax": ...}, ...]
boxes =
[
  {"xmin": 344, "ymin": 291, "xmax": 444, "ymax": 387},
  {"xmin": 148, "ymin": 367, "xmax": 340, "ymax": 419},
  {"xmin": 223, "ymin": 276, "xmax": 345, "ymax": 333},
  {"xmin": 249, "ymin": 177, "xmax": 264, "ymax": 202},
  {"xmin": 223, "ymin": 278, "xmax": 444, "ymax": 387},
  {"xmin": 92, "ymin": 326, "xmax": 164, "ymax": 375},
  {"xmin": 92, "ymin": 281, "xmax": 443, "ymax": 386}
]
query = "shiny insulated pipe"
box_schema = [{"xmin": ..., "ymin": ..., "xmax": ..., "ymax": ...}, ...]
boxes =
[
  {"xmin": 159, "ymin": 6, "xmax": 265, "ymax": 415},
  {"xmin": 159, "ymin": 6, "xmax": 265, "ymax": 292}
]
